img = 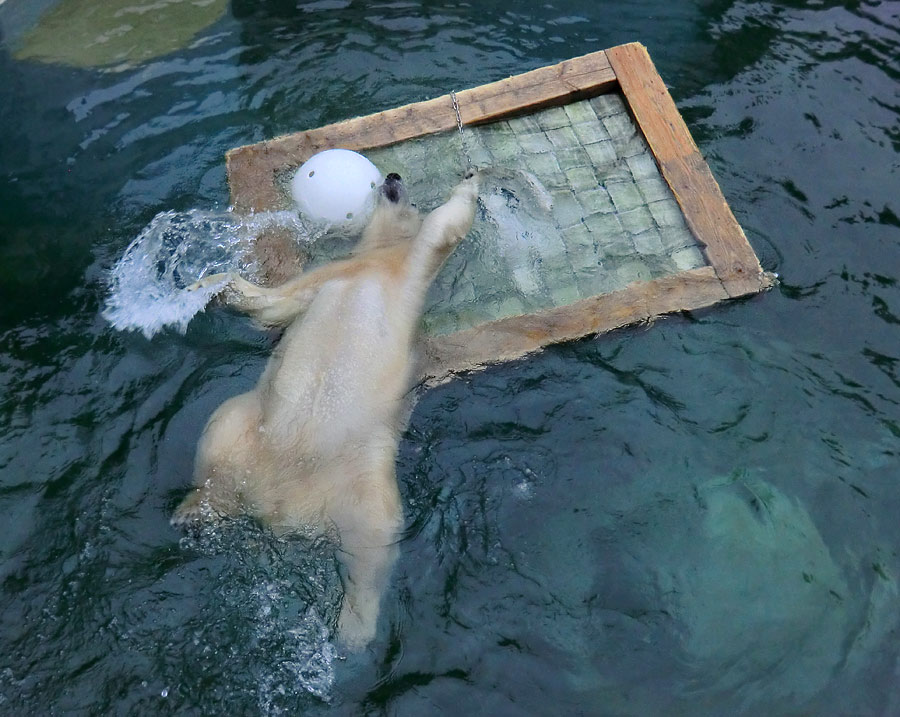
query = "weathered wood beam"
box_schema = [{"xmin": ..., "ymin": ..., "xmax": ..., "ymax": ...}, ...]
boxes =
[
  {"xmin": 606, "ymin": 43, "xmax": 773, "ymax": 298},
  {"xmin": 420, "ymin": 266, "xmax": 729, "ymax": 383},
  {"xmin": 226, "ymin": 50, "xmax": 617, "ymax": 213}
]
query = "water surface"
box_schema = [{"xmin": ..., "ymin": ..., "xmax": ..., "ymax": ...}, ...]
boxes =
[{"xmin": 1, "ymin": 1, "xmax": 898, "ymax": 714}]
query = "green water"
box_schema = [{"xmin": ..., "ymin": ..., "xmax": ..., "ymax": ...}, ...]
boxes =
[{"xmin": 1, "ymin": 1, "xmax": 899, "ymax": 714}]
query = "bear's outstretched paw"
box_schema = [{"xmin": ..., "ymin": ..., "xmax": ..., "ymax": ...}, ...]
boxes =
[
  {"xmin": 453, "ymin": 171, "xmax": 480, "ymax": 199},
  {"xmin": 186, "ymin": 272, "xmax": 233, "ymax": 293}
]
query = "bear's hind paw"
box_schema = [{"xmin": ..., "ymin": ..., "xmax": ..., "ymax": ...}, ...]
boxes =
[{"xmin": 171, "ymin": 490, "xmax": 225, "ymax": 529}]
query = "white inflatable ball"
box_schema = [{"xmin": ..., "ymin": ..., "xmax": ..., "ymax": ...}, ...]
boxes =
[{"xmin": 290, "ymin": 149, "xmax": 382, "ymax": 225}]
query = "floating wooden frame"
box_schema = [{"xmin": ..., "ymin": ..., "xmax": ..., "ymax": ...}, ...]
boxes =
[{"xmin": 226, "ymin": 42, "xmax": 775, "ymax": 383}]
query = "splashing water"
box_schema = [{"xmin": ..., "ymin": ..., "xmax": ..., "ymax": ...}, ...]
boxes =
[
  {"xmin": 102, "ymin": 168, "xmax": 559, "ymax": 341},
  {"xmin": 476, "ymin": 169, "xmax": 558, "ymax": 301},
  {"xmin": 178, "ymin": 520, "xmax": 343, "ymax": 708},
  {"xmin": 254, "ymin": 598, "xmax": 338, "ymax": 709},
  {"xmin": 103, "ymin": 208, "xmax": 309, "ymax": 338},
  {"xmin": 481, "ymin": 188, "xmax": 546, "ymax": 297}
]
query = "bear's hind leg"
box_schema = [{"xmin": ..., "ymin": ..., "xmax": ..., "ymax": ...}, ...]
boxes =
[
  {"xmin": 172, "ymin": 391, "xmax": 262, "ymax": 527},
  {"xmin": 171, "ymin": 483, "xmax": 241, "ymax": 527},
  {"xmin": 330, "ymin": 456, "xmax": 404, "ymax": 651},
  {"xmin": 336, "ymin": 534, "xmax": 400, "ymax": 652}
]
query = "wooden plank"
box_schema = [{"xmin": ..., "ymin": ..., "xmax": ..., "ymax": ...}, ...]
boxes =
[
  {"xmin": 453, "ymin": 49, "xmax": 616, "ymax": 125},
  {"xmin": 419, "ymin": 266, "xmax": 730, "ymax": 383},
  {"xmin": 607, "ymin": 43, "xmax": 773, "ymax": 298},
  {"xmin": 226, "ymin": 50, "xmax": 617, "ymax": 212}
]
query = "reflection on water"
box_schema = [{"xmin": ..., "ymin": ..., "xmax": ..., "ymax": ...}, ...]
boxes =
[
  {"xmin": 10, "ymin": 0, "xmax": 228, "ymax": 69},
  {"xmin": 1, "ymin": 0, "xmax": 899, "ymax": 714}
]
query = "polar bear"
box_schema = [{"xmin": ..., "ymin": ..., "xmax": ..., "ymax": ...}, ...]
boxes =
[{"xmin": 172, "ymin": 170, "xmax": 480, "ymax": 651}]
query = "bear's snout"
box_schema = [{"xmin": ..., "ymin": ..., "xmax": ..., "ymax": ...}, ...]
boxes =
[{"xmin": 381, "ymin": 173, "xmax": 405, "ymax": 204}]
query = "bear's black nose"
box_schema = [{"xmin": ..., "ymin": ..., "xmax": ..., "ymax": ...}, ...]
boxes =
[{"xmin": 381, "ymin": 173, "xmax": 404, "ymax": 203}]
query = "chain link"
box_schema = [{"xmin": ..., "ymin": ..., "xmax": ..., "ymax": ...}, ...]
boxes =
[{"xmin": 450, "ymin": 91, "xmax": 473, "ymax": 172}]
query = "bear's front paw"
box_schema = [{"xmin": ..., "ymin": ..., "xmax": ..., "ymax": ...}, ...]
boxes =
[
  {"xmin": 186, "ymin": 272, "xmax": 232, "ymax": 293},
  {"xmin": 454, "ymin": 171, "xmax": 480, "ymax": 198}
]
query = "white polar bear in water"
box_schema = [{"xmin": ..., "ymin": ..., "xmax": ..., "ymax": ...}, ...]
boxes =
[{"xmin": 172, "ymin": 171, "xmax": 480, "ymax": 651}]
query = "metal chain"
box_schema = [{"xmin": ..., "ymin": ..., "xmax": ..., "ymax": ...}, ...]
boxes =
[
  {"xmin": 450, "ymin": 90, "xmax": 474, "ymax": 172},
  {"xmin": 450, "ymin": 91, "xmax": 463, "ymax": 132}
]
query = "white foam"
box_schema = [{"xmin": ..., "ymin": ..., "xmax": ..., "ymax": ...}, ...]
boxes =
[
  {"xmin": 103, "ymin": 208, "xmax": 307, "ymax": 338},
  {"xmin": 482, "ymin": 188, "xmax": 545, "ymax": 297},
  {"xmin": 252, "ymin": 584, "xmax": 337, "ymax": 708}
]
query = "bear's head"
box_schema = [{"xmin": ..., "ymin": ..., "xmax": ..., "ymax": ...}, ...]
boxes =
[{"xmin": 356, "ymin": 173, "xmax": 423, "ymax": 251}]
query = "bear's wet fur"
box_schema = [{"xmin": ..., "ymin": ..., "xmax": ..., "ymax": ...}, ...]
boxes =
[{"xmin": 173, "ymin": 171, "xmax": 480, "ymax": 650}]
